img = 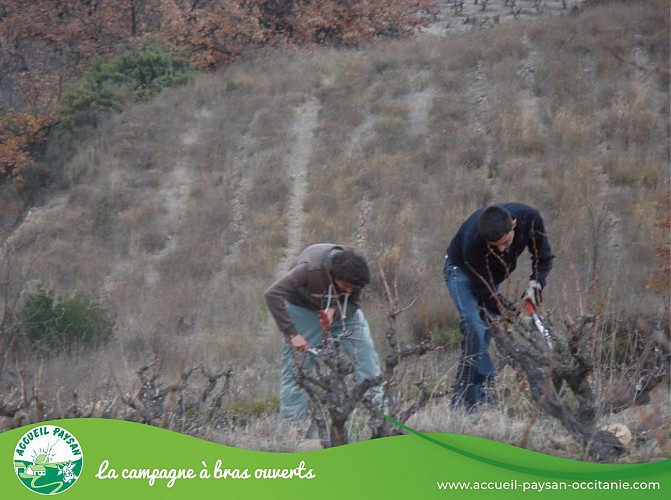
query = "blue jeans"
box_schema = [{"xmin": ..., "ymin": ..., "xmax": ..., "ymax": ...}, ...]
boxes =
[
  {"xmin": 444, "ymin": 259, "xmax": 495, "ymax": 410},
  {"xmin": 280, "ymin": 302, "xmax": 381, "ymax": 419}
]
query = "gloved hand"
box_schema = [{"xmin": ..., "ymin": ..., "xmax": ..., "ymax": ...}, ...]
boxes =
[{"xmin": 523, "ymin": 280, "xmax": 543, "ymax": 307}]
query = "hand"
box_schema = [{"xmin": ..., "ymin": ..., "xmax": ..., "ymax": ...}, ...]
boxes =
[
  {"xmin": 319, "ymin": 308, "xmax": 335, "ymax": 333},
  {"xmin": 523, "ymin": 280, "xmax": 543, "ymax": 307},
  {"xmin": 289, "ymin": 334, "xmax": 309, "ymax": 352}
]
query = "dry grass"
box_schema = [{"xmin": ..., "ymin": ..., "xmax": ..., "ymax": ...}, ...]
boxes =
[{"xmin": 0, "ymin": 1, "xmax": 668, "ymax": 461}]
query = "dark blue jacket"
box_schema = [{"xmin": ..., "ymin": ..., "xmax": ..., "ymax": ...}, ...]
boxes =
[{"xmin": 444, "ymin": 203, "xmax": 554, "ymax": 313}]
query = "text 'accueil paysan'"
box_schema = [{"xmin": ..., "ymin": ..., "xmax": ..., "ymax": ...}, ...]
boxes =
[{"xmin": 14, "ymin": 424, "xmax": 83, "ymax": 495}]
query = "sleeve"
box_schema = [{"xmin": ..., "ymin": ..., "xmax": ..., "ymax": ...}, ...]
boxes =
[
  {"xmin": 264, "ymin": 263, "xmax": 307, "ymax": 338},
  {"xmin": 527, "ymin": 213, "xmax": 554, "ymax": 288}
]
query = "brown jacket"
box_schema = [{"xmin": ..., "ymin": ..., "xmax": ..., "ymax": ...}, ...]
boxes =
[{"xmin": 264, "ymin": 243, "xmax": 363, "ymax": 338}]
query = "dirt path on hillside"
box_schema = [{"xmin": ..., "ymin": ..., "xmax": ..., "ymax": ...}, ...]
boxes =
[
  {"xmin": 407, "ymin": 71, "xmax": 436, "ymax": 142},
  {"xmin": 275, "ymin": 99, "xmax": 321, "ymax": 275},
  {"xmin": 142, "ymin": 108, "xmax": 212, "ymax": 288},
  {"xmin": 471, "ymin": 60, "xmax": 494, "ymax": 165},
  {"xmin": 261, "ymin": 98, "xmax": 321, "ymax": 338},
  {"xmin": 230, "ymin": 108, "xmax": 269, "ymax": 249},
  {"xmin": 101, "ymin": 108, "xmax": 207, "ymax": 299}
]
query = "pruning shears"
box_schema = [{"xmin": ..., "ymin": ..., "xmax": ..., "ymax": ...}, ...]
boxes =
[{"xmin": 525, "ymin": 299, "xmax": 553, "ymax": 349}]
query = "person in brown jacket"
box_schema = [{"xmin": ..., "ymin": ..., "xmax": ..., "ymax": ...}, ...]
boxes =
[{"xmin": 265, "ymin": 243, "xmax": 381, "ymax": 420}]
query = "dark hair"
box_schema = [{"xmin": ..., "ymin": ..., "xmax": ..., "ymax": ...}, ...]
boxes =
[
  {"xmin": 478, "ymin": 206, "xmax": 513, "ymax": 242},
  {"xmin": 330, "ymin": 250, "xmax": 370, "ymax": 288}
]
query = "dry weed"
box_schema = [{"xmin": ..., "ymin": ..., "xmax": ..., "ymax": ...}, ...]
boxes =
[{"xmin": 1, "ymin": 0, "xmax": 668, "ymax": 460}]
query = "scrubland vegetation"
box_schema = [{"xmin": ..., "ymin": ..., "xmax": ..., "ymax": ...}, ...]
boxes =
[{"xmin": 0, "ymin": 1, "xmax": 669, "ymax": 460}]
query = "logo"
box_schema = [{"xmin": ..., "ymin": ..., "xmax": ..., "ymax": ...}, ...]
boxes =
[{"xmin": 14, "ymin": 424, "xmax": 83, "ymax": 495}]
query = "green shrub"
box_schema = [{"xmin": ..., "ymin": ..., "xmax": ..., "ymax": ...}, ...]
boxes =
[
  {"xmin": 59, "ymin": 61, "xmax": 125, "ymax": 129},
  {"xmin": 115, "ymin": 40, "xmax": 193, "ymax": 102},
  {"xmin": 60, "ymin": 40, "xmax": 193, "ymax": 129},
  {"xmin": 15, "ymin": 290, "xmax": 114, "ymax": 354}
]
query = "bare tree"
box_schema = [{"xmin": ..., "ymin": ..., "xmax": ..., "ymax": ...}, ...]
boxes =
[
  {"xmin": 291, "ymin": 332, "xmax": 382, "ymax": 447},
  {"xmin": 489, "ymin": 304, "xmax": 669, "ymax": 461},
  {"xmin": 112, "ymin": 358, "xmax": 232, "ymax": 432},
  {"xmin": 364, "ymin": 297, "xmax": 446, "ymax": 440}
]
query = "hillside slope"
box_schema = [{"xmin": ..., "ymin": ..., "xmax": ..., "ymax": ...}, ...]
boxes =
[{"xmin": 1, "ymin": 0, "xmax": 669, "ymax": 455}]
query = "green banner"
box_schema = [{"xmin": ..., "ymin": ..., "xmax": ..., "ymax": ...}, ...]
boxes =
[{"xmin": 3, "ymin": 419, "xmax": 669, "ymax": 499}]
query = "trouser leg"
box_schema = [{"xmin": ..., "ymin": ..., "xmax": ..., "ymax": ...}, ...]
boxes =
[
  {"xmin": 336, "ymin": 309, "xmax": 382, "ymax": 402},
  {"xmin": 444, "ymin": 261, "xmax": 495, "ymax": 409},
  {"xmin": 279, "ymin": 303, "xmax": 323, "ymax": 419}
]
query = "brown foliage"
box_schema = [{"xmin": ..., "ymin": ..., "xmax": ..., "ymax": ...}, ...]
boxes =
[
  {"xmin": 0, "ymin": 0, "xmax": 435, "ymax": 177},
  {"xmin": 0, "ymin": 0, "xmax": 144, "ymax": 94},
  {"xmin": 0, "ymin": 0, "xmax": 434, "ymax": 102},
  {"xmin": 0, "ymin": 1, "xmax": 149, "ymax": 180},
  {"xmin": 280, "ymin": 0, "xmax": 433, "ymax": 46},
  {"xmin": 157, "ymin": 0, "xmax": 268, "ymax": 70},
  {"xmin": 0, "ymin": 111, "xmax": 54, "ymax": 181}
]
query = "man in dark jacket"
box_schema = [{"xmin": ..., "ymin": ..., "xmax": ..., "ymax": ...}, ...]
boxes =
[
  {"xmin": 443, "ymin": 203, "xmax": 554, "ymax": 411},
  {"xmin": 265, "ymin": 243, "xmax": 381, "ymax": 419}
]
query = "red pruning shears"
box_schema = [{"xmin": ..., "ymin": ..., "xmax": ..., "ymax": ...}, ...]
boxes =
[{"xmin": 525, "ymin": 299, "xmax": 553, "ymax": 349}]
